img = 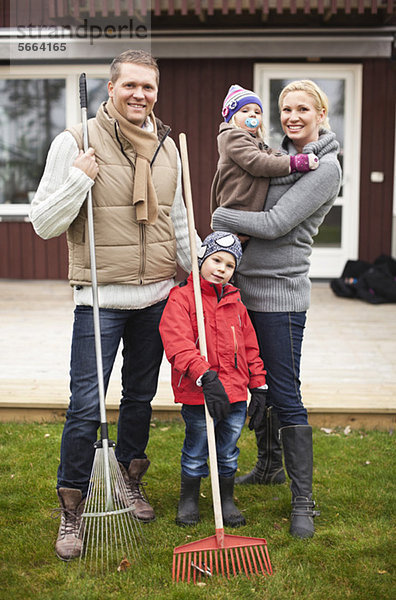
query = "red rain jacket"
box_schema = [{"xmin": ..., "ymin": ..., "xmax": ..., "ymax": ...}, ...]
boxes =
[{"xmin": 159, "ymin": 273, "xmax": 267, "ymax": 405}]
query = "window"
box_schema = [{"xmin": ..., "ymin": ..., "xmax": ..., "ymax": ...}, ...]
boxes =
[
  {"xmin": 87, "ymin": 78, "xmax": 108, "ymax": 118},
  {"xmin": 0, "ymin": 78, "xmax": 65, "ymax": 208},
  {"xmin": 0, "ymin": 65, "xmax": 109, "ymax": 218}
]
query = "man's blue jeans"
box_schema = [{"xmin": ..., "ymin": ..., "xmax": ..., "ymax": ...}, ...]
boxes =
[
  {"xmin": 57, "ymin": 300, "xmax": 166, "ymax": 496},
  {"xmin": 180, "ymin": 402, "xmax": 247, "ymax": 479},
  {"xmin": 248, "ymin": 311, "xmax": 308, "ymax": 428}
]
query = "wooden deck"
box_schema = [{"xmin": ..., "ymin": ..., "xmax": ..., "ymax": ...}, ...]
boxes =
[{"xmin": 1, "ymin": 279, "xmax": 395, "ymax": 430}]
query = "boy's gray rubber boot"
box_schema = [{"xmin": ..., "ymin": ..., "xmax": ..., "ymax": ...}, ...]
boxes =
[
  {"xmin": 219, "ymin": 475, "xmax": 246, "ymax": 527},
  {"xmin": 176, "ymin": 474, "xmax": 201, "ymax": 527}
]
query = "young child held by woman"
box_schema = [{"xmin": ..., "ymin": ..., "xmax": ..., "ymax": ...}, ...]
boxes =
[
  {"xmin": 211, "ymin": 84, "xmax": 319, "ymax": 213},
  {"xmin": 159, "ymin": 231, "xmax": 268, "ymax": 528}
]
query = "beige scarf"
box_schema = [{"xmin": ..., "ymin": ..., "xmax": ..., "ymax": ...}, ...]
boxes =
[{"xmin": 106, "ymin": 98, "xmax": 159, "ymax": 224}]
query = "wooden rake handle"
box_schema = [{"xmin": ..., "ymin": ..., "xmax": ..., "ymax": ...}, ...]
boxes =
[{"xmin": 179, "ymin": 133, "xmax": 224, "ymax": 542}]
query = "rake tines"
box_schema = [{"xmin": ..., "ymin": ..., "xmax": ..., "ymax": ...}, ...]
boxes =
[
  {"xmin": 172, "ymin": 533, "xmax": 272, "ymax": 583},
  {"xmin": 78, "ymin": 444, "xmax": 147, "ymax": 574}
]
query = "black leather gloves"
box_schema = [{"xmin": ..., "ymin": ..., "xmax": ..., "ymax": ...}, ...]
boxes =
[
  {"xmin": 248, "ymin": 388, "xmax": 268, "ymax": 431},
  {"xmin": 201, "ymin": 370, "xmax": 231, "ymax": 421}
]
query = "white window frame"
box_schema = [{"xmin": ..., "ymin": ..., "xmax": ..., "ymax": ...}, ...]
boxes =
[
  {"xmin": 0, "ymin": 64, "xmax": 109, "ymax": 218},
  {"xmin": 254, "ymin": 63, "xmax": 362, "ymax": 278}
]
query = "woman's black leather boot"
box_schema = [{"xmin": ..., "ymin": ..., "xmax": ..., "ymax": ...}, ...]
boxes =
[
  {"xmin": 236, "ymin": 407, "xmax": 286, "ymax": 485},
  {"xmin": 280, "ymin": 424, "xmax": 320, "ymax": 539}
]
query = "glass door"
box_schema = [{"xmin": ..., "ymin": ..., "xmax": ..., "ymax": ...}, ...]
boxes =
[{"xmin": 254, "ymin": 64, "xmax": 362, "ymax": 278}]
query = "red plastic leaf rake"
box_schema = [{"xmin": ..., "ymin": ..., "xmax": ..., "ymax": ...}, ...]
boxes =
[
  {"xmin": 173, "ymin": 530, "xmax": 272, "ymax": 582},
  {"xmin": 174, "ymin": 134, "xmax": 273, "ymax": 583}
]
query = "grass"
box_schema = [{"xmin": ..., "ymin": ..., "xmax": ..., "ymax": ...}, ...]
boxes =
[{"xmin": 0, "ymin": 421, "xmax": 394, "ymax": 600}]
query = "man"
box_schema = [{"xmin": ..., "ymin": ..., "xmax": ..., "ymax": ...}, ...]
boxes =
[{"xmin": 30, "ymin": 50, "xmax": 195, "ymax": 560}]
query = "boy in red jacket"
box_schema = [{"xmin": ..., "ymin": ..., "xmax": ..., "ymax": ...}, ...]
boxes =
[{"xmin": 159, "ymin": 231, "xmax": 268, "ymax": 527}]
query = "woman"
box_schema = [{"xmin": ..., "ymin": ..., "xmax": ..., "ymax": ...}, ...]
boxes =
[{"xmin": 211, "ymin": 80, "xmax": 342, "ymax": 538}]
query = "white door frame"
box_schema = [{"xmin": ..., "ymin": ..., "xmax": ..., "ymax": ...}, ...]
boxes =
[{"xmin": 254, "ymin": 63, "xmax": 362, "ymax": 279}]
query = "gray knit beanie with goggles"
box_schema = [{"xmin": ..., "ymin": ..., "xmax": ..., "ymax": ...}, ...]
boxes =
[{"xmin": 198, "ymin": 231, "xmax": 242, "ymax": 269}]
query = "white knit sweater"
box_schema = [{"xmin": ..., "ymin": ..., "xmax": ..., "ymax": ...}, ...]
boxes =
[{"xmin": 30, "ymin": 131, "xmax": 197, "ymax": 309}]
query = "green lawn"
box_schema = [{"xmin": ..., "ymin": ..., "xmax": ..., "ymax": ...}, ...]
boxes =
[{"xmin": 0, "ymin": 421, "xmax": 394, "ymax": 600}]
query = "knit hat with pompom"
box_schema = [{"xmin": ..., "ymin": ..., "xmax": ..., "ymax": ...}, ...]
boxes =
[{"xmin": 222, "ymin": 84, "xmax": 263, "ymax": 123}]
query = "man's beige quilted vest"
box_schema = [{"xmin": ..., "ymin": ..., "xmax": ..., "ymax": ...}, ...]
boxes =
[{"xmin": 66, "ymin": 105, "xmax": 178, "ymax": 286}]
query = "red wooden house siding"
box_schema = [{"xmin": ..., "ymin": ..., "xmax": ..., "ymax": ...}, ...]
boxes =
[
  {"xmin": 0, "ymin": 223, "xmax": 68, "ymax": 279},
  {"xmin": 0, "ymin": 57, "xmax": 395, "ymax": 279},
  {"xmin": 359, "ymin": 59, "xmax": 396, "ymax": 262}
]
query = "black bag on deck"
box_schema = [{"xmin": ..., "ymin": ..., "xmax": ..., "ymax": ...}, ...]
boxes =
[
  {"xmin": 355, "ymin": 255, "xmax": 396, "ymax": 304},
  {"xmin": 330, "ymin": 255, "xmax": 396, "ymax": 304},
  {"xmin": 330, "ymin": 259, "xmax": 371, "ymax": 299}
]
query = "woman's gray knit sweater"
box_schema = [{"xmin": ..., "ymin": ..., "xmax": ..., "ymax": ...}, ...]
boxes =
[{"xmin": 211, "ymin": 129, "xmax": 342, "ymax": 312}]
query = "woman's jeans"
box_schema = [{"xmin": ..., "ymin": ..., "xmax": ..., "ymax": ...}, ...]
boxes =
[
  {"xmin": 248, "ymin": 311, "xmax": 308, "ymax": 428},
  {"xmin": 57, "ymin": 300, "xmax": 166, "ymax": 496},
  {"xmin": 180, "ymin": 402, "xmax": 247, "ymax": 479}
]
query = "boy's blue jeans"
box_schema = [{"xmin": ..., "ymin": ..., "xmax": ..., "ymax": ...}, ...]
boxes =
[
  {"xmin": 180, "ymin": 401, "xmax": 247, "ymax": 479},
  {"xmin": 57, "ymin": 300, "xmax": 166, "ymax": 496}
]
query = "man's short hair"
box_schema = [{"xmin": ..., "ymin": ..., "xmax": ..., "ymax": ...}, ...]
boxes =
[{"xmin": 110, "ymin": 50, "xmax": 159, "ymax": 86}]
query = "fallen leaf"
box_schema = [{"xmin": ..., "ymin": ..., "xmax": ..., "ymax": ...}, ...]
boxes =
[
  {"xmin": 44, "ymin": 433, "xmax": 50, "ymax": 438},
  {"xmin": 377, "ymin": 570, "xmax": 387, "ymax": 574},
  {"xmin": 11, "ymin": 474, "xmax": 15, "ymax": 479},
  {"xmin": 150, "ymin": 422, "xmax": 156, "ymax": 428},
  {"xmin": 344, "ymin": 425, "xmax": 352, "ymax": 435},
  {"xmin": 197, "ymin": 582, "xmax": 206, "ymax": 587},
  {"xmin": 320, "ymin": 428, "xmax": 333, "ymax": 435},
  {"xmin": 117, "ymin": 557, "xmax": 131, "ymax": 572},
  {"xmin": 273, "ymin": 523, "xmax": 281, "ymax": 530},
  {"xmin": 365, "ymin": 461, "xmax": 371, "ymax": 465},
  {"xmin": 200, "ymin": 493, "xmax": 206, "ymax": 498},
  {"xmin": 160, "ymin": 427, "xmax": 169, "ymax": 432}
]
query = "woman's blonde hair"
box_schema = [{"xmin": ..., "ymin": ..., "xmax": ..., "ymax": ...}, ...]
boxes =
[{"xmin": 278, "ymin": 80, "xmax": 331, "ymax": 130}]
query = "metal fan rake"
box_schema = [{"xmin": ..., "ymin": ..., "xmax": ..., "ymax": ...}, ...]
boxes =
[
  {"xmin": 75, "ymin": 73, "xmax": 147, "ymax": 574},
  {"xmin": 78, "ymin": 441, "xmax": 147, "ymax": 574}
]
